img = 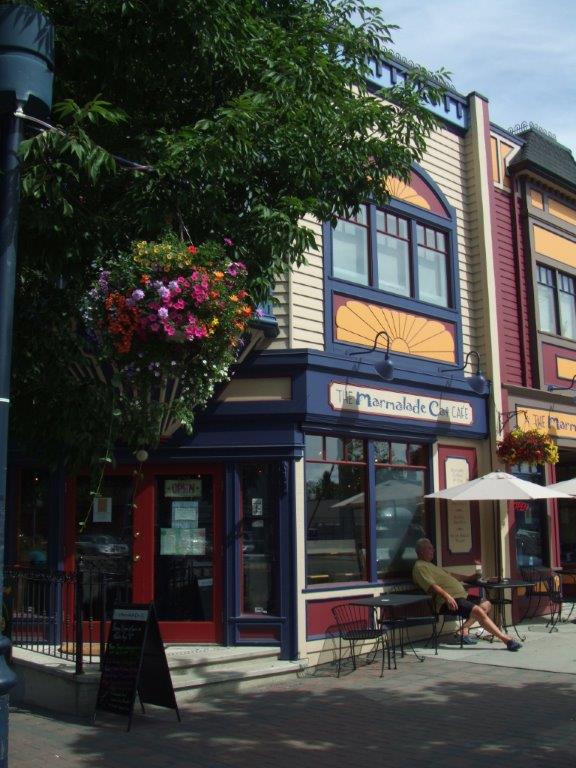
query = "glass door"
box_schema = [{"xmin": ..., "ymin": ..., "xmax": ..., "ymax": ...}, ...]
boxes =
[{"xmin": 152, "ymin": 469, "xmax": 222, "ymax": 642}]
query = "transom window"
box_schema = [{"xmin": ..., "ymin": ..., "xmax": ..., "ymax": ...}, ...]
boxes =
[
  {"xmin": 305, "ymin": 435, "xmax": 429, "ymax": 585},
  {"xmin": 537, "ymin": 264, "xmax": 576, "ymax": 340},
  {"xmin": 332, "ymin": 204, "xmax": 451, "ymax": 308}
]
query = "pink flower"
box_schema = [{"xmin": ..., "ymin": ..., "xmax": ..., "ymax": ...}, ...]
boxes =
[
  {"xmin": 223, "ymin": 237, "xmax": 234, "ymax": 246},
  {"xmin": 171, "ymin": 299, "xmax": 185, "ymax": 310},
  {"xmin": 163, "ymin": 324, "xmax": 175, "ymax": 336}
]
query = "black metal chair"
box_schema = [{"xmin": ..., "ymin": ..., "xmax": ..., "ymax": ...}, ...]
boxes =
[
  {"xmin": 331, "ymin": 603, "xmax": 394, "ymax": 677},
  {"xmin": 520, "ymin": 566, "xmax": 565, "ymax": 630},
  {"xmin": 433, "ymin": 604, "xmax": 467, "ymax": 648},
  {"xmin": 543, "ymin": 571, "xmax": 566, "ymax": 632}
]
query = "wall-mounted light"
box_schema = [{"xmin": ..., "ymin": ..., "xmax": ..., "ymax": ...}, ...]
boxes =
[
  {"xmin": 441, "ymin": 350, "xmax": 488, "ymax": 395},
  {"xmin": 547, "ymin": 375, "xmax": 576, "ymax": 403},
  {"xmin": 348, "ymin": 330, "xmax": 394, "ymax": 382}
]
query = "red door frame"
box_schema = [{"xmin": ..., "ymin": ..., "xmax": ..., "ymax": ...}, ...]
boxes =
[{"xmin": 64, "ymin": 462, "xmax": 224, "ymax": 644}]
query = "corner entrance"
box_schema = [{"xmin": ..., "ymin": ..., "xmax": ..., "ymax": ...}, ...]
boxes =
[{"xmin": 69, "ymin": 463, "xmax": 223, "ymax": 643}]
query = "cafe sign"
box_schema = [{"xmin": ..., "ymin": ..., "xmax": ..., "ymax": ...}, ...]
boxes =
[
  {"xmin": 518, "ymin": 407, "xmax": 576, "ymax": 440},
  {"xmin": 329, "ymin": 382, "xmax": 474, "ymax": 426}
]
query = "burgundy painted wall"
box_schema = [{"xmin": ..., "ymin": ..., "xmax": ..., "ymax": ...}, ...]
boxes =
[{"xmin": 493, "ymin": 187, "xmax": 533, "ymax": 387}]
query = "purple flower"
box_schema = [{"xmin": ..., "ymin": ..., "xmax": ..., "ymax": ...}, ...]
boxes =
[
  {"xmin": 158, "ymin": 286, "xmax": 171, "ymax": 301},
  {"xmin": 223, "ymin": 237, "xmax": 234, "ymax": 247},
  {"xmin": 158, "ymin": 307, "xmax": 169, "ymax": 319},
  {"xmin": 168, "ymin": 280, "xmax": 179, "ymax": 292},
  {"xmin": 98, "ymin": 271, "xmax": 110, "ymax": 294},
  {"xmin": 255, "ymin": 307, "xmax": 265, "ymax": 318},
  {"xmin": 132, "ymin": 289, "xmax": 145, "ymax": 302}
]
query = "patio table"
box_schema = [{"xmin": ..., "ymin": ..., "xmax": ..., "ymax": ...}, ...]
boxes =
[
  {"xmin": 353, "ymin": 593, "xmax": 435, "ymax": 661},
  {"xmin": 477, "ymin": 578, "xmax": 536, "ymax": 641}
]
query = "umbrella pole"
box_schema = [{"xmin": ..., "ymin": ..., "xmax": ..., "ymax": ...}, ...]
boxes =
[{"xmin": 493, "ymin": 500, "xmax": 503, "ymax": 580}]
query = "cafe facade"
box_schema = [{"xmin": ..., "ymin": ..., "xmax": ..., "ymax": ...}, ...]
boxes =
[
  {"xmin": 7, "ymin": 65, "xmax": 505, "ymax": 663},
  {"xmin": 490, "ymin": 124, "xmax": 576, "ymax": 578}
]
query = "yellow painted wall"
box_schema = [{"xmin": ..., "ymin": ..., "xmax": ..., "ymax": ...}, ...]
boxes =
[
  {"xmin": 549, "ymin": 198, "xmax": 576, "ymax": 226},
  {"xmin": 533, "ymin": 224, "xmax": 576, "ymax": 269}
]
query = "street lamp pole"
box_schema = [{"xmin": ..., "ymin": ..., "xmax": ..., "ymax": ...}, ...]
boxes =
[{"xmin": 0, "ymin": 6, "xmax": 53, "ymax": 765}]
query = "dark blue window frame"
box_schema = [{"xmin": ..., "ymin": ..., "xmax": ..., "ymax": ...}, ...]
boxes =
[{"xmin": 323, "ymin": 166, "xmax": 463, "ymax": 378}]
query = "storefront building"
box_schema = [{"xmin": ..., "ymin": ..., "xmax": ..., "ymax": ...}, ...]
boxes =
[
  {"xmin": 7, "ymin": 62, "xmax": 503, "ymax": 662},
  {"xmin": 490, "ymin": 124, "xmax": 576, "ymax": 576}
]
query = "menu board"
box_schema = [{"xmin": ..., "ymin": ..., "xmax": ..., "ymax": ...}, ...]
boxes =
[{"xmin": 94, "ymin": 604, "xmax": 180, "ymax": 730}]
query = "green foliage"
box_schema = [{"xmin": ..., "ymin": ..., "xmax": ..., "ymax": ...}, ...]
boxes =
[{"xmin": 11, "ymin": 0, "xmax": 450, "ymax": 468}]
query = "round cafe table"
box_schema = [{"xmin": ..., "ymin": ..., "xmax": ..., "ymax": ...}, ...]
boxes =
[{"xmin": 477, "ymin": 578, "xmax": 536, "ymax": 641}]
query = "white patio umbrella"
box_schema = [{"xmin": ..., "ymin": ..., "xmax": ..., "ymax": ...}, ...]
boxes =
[
  {"xmin": 546, "ymin": 477, "xmax": 576, "ymax": 496},
  {"xmin": 425, "ymin": 471, "xmax": 572, "ymax": 502},
  {"xmin": 425, "ymin": 472, "xmax": 571, "ymax": 578}
]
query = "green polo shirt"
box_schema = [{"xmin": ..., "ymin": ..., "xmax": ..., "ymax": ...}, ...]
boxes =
[{"xmin": 412, "ymin": 559, "xmax": 468, "ymax": 611}]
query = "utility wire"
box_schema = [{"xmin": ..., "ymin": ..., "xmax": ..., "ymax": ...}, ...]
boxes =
[{"xmin": 14, "ymin": 107, "xmax": 156, "ymax": 173}]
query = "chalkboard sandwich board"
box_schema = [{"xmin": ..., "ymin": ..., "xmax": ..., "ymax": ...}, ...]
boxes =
[{"xmin": 95, "ymin": 603, "xmax": 181, "ymax": 731}]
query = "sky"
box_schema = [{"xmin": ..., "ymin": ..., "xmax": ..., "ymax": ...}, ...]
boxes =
[{"xmin": 372, "ymin": 1, "xmax": 576, "ymax": 150}]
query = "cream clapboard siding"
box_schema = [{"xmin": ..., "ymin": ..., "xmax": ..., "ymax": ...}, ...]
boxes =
[
  {"xmin": 266, "ymin": 213, "xmax": 325, "ymax": 349},
  {"xmin": 265, "ymin": 116, "xmax": 483, "ymax": 355},
  {"xmin": 419, "ymin": 123, "xmax": 481, "ymax": 358}
]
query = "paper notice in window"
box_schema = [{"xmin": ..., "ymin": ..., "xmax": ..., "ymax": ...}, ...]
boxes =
[
  {"xmin": 93, "ymin": 497, "xmax": 112, "ymax": 523},
  {"xmin": 160, "ymin": 528, "xmax": 177, "ymax": 555}
]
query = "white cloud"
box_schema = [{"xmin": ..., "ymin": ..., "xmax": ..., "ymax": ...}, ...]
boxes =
[{"xmin": 376, "ymin": 0, "xmax": 576, "ymax": 148}]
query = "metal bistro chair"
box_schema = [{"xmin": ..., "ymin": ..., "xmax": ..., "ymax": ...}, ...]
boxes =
[
  {"xmin": 520, "ymin": 566, "xmax": 566, "ymax": 631},
  {"xmin": 332, "ymin": 603, "xmax": 394, "ymax": 677},
  {"xmin": 542, "ymin": 571, "xmax": 566, "ymax": 632},
  {"xmin": 432, "ymin": 603, "xmax": 467, "ymax": 649}
]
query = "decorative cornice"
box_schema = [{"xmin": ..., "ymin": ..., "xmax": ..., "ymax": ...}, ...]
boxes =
[{"xmin": 367, "ymin": 53, "xmax": 469, "ymax": 131}]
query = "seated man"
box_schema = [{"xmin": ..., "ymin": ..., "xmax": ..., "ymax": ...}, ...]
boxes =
[{"xmin": 412, "ymin": 538, "xmax": 521, "ymax": 651}]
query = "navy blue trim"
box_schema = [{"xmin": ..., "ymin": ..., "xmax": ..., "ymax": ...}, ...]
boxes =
[
  {"xmin": 302, "ymin": 582, "xmax": 382, "ymax": 594},
  {"xmin": 365, "ymin": 56, "xmax": 469, "ymax": 131},
  {"xmin": 223, "ymin": 464, "xmax": 237, "ymax": 647},
  {"xmin": 224, "ymin": 459, "xmax": 297, "ymax": 659},
  {"xmin": 281, "ymin": 459, "xmax": 298, "ymax": 660}
]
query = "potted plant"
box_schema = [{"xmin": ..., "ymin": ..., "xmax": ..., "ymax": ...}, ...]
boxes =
[
  {"xmin": 496, "ymin": 427, "xmax": 559, "ymax": 466},
  {"xmin": 74, "ymin": 233, "xmax": 255, "ymax": 447}
]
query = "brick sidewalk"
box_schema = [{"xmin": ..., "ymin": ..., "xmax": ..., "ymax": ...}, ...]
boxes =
[{"xmin": 10, "ymin": 656, "xmax": 576, "ymax": 768}]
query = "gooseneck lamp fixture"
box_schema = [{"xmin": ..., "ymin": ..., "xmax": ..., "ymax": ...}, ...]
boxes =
[
  {"xmin": 547, "ymin": 375, "xmax": 576, "ymax": 403},
  {"xmin": 349, "ymin": 330, "xmax": 394, "ymax": 382},
  {"xmin": 441, "ymin": 350, "xmax": 488, "ymax": 395}
]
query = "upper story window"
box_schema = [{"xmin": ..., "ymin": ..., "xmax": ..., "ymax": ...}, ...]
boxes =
[
  {"xmin": 537, "ymin": 264, "xmax": 576, "ymax": 340},
  {"xmin": 332, "ymin": 203, "xmax": 451, "ymax": 309}
]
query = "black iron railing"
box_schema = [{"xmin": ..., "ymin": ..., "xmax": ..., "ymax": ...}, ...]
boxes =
[{"xmin": 3, "ymin": 560, "xmax": 131, "ymax": 674}]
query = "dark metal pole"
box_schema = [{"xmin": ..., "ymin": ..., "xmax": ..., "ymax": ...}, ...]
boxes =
[
  {"xmin": 0, "ymin": 104, "xmax": 22, "ymax": 768},
  {"xmin": 0, "ymin": 6, "xmax": 54, "ymax": 763}
]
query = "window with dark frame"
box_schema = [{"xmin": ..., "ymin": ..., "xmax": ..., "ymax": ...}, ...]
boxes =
[
  {"xmin": 332, "ymin": 203, "xmax": 450, "ymax": 308},
  {"xmin": 304, "ymin": 435, "xmax": 429, "ymax": 586},
  {"xmin": 537, "ymin": 264, "xmax": 576, "ymax": 340}
]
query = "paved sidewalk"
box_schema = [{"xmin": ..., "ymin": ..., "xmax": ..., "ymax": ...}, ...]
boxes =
[{"xmin": 10, "ymin": 653, "xmax": 576, "ymax": 768}]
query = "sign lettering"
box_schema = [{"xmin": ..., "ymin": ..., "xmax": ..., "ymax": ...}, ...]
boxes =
[{"xmin": 329, "ymin": 383, "xmax": 474, "ymax": 426}]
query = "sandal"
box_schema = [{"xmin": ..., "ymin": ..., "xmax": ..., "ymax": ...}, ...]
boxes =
[{"xmin": 455, "ymin": 634, "xmax": 478, "ymax": 645}]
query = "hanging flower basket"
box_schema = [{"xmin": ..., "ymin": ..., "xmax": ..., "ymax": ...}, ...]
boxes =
[
  {"xmin": 71, "ymin": 234, "xmax": 255, "ymax": 446},
  {"xmin": 496, "ymin": 427, "xmax": 559, "ymax": 466}
]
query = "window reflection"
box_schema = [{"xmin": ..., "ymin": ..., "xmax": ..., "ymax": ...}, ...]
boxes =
[
  {"xmin": 14, "ymin": 469, "xmax": 50, "ymax": 567},
  {"xmin": 306, "ymin": 461, "xmax": 367, "ymax": 585},
  {"xmin": 375, "ymin": 468, "xmax": 425, "ymax": 578},
  {"xmin": 305, "ymin": 436, "xmax": 428, "ymax": 585}
]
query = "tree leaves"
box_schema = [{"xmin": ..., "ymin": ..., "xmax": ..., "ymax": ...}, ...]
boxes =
[{"xmin": 11, "ymin": 0, "xmax": 450, "ymax": 468}]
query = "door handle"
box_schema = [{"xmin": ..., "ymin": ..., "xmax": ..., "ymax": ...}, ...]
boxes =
[
  {"xmin": 133, "ymin": 554, "xmax": 141, "ymax": 563},
  {"xmin": 133, "ymin": 531, "xmax": 140, "ymax": 538}
]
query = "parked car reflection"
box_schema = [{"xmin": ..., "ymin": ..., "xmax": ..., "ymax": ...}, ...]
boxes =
[{"xmin": 76, "ymin": 533, "xmax": 129, "ymax": 556}]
